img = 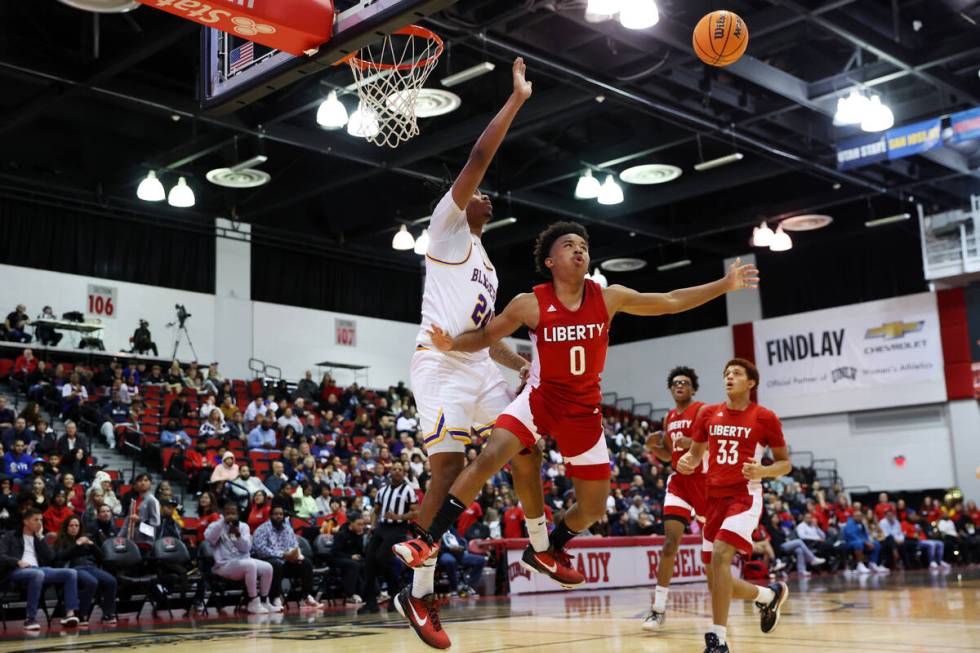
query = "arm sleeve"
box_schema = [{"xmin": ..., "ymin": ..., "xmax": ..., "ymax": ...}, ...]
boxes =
[{"xmin": 426, "ymin": 191, "xmax": 473, "ymax": 262}]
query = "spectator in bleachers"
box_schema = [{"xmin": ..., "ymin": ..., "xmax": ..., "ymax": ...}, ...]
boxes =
[
  {"xmin": 252, "ymin": 505, "xmax": 323, "ymax": 610},
  {"xmin": 13, "ymin": 348, "xmax": 37, "ymax": 382},
  {"xmin": 842, "ymin": 512, "xmax": 887, "ymax": 574},
  {"xmin": 210, "ymin": 451, "xmax": 240, "ymax": 485},
  {"xmin": 92, "ymin": 471, "xmax": 122, "ymax": 516},
  {"xmin": 243, "ymin": 397, "xmax": 265, "ymax": 428},
  {"xmin": 199, "ymin": 410, "xmax": 229, "ymax": 441},
  {"xmin": 2, "ymin": 418, "xmax": 31, "ymax": 453},
  {"xmin": 161, "ymin": 419, "xmax": 192, "ymax": 449},
  {"xmin": 293, "ymin": 371, "xmax": 318, "ymax": 404},
  {"xmin": 878, "ymin": 510, "xmax": 914, "ymax": 569},
  {"xmin": 130, "ymin": 473, "xmax": 161, "ymax": 547},
  {"xmin": 83, "ymin": 488, "xmax": 105, "ymax": 531},
  {"xmin": 4, "ymin": 439, "xmax": 34, "ymax": 482},
  {"xmin": 194, "ymin": 491, "xmax": 221, "ymax": 540},
  {"xmin": 35, "ymin": 306, "xmax": 62, "ymax": 346},
  {"xmin": 60, "ymin": 472, "xmax": 86, "ymax": 513},
  {"xmin": 439, "ymin": 527, "xmax": 486, "ymax": 597},
  {"xmin": 200, "ymin": 395, "xmax": 220, "ymax": 421},
  {"xmin": 874, "ymin": 492, "xmax": 895, "ymax": 522},
  {"xmin": 0, "ymin": 397, "xmax": 13, "ymax": 429},
  {"xmin": 795, "ymin": 513, "xmax": 833, "ymax": 560},
  {"xmin": 86, "ymin": 504, "xmax": 118, "ymax": 547},
  {"xmin": 218, "ymin": 396, "xmax": 237, "ymax": 422},
  {"xmin": 157, "ymin": 498, "xmax": 183, "ymax": 540},
  {"xmin": 248, "ymin": 416, "xmax": 278, "ymax": 452},
  {"xmin": 225, "ymin": 411, "xmax": 247, "ymax": 441},
  {"xmin": 56, "ymin": 420, "xmax": 89, "ymax": 462},
  {"xmin": 1, "ymin": 507, "xmax": 82, "ymax": 630},
  {"xmin": 184, "ymin": 368, "xmax": 204, "ymax": 393},
  {"xmin": 32, "ymin": 419, "xmax": 57, "ymax": 458},
  {"xmin": 205, "ymin": 502, "xmax": 276, "ymax": 614},
  {"xmin": 167, "ymin": 394, "xmax": 191, "ymax": 421},
  {"xmin": 246, "ymin": 490, "xmax": 271, "ymax": 533},
  {"xmin": 164, "ymin": 362, "xmax": 184, "ymax": 395},
  {"xmin": 234, "ymin": 465, "xmax": 268, "ymax": 498},
  {"xmin": 203, "ymin": 364, "xmax": 223, "ymax": 395},
  {"xmin": 144, "ymin": 365, "xmax": 165, "ymax": 385},
  {"xmin": 4, "ymin": 304, "xmax": 32, "ymax": 343},
  {"xmin": 902, "ymin": 512, "xmax": 945, "ymax": 569},
  {"xmin": 43, "ymin": 488, "xmax": 74, "ymax": 534},
  {"xmin": 60, "ymin": 375, "xmax": 88, "ymax": 422},
  {"xmin": 331, "ymin": 516, "xmax": 366, "ymax": 605}
]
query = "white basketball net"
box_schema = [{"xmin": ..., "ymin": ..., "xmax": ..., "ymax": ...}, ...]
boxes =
[{"xmin": 346, "ymin": 27, "xmax": 443, "ymax": 148}]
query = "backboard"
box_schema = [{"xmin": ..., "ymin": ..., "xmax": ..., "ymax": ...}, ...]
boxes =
[{"xmin": 200, "ymin": 0, "xmax": 459, "ymax": 114}]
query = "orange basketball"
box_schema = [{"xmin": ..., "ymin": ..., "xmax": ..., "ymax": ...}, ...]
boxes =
[{"xmin": 692, "ymin": 10, "xmax": 749, "ymax": 67}]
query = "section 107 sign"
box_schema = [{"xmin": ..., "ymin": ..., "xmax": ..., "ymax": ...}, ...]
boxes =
[{"xmin": 335, "ymin": 318, "xmax": 356, "ymax": 347}]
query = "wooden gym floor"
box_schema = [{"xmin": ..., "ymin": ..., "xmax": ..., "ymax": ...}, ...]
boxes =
[{"xmin": 0, "ymin": 569, "xmax": 977, "ymax": 653}]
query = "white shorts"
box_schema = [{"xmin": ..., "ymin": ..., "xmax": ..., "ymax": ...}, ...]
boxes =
[{"xmin": 410, "ymin": 349, "xmax": 513, "ymax": 455}]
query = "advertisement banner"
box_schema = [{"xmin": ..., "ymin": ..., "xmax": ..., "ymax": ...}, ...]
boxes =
[
  {"xmin": 950, "ymin": 107, "xmax": 980, "ymax": 144},
  {"xmin": 754, "ymin": 293, "xmax": 946, "ymax": 418},
  {"xmin": 836, "ymin": 132, "xmax": 888, "ymax": 170},
  {"xmin": 506, "ymin": 536, "xmax": 705, "ymax": 594},
  {"xmin": 886, "ymin": 118, "xmax": 942, "ymax": 160}
]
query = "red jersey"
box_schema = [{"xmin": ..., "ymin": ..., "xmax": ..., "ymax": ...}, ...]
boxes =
[
  {"xmin": 664, "ymin": 402, "xmax": 706, "ymax": 474},
  {"xmin": 692, "ymin": 402, "xmax": 786, "ymax": 498},
  {"xmin": 528, "ymin": 280, "xmax": 609, "ymax": 407},
  {"xmin": 456, "ymin": 501, "xmax": 483, "ymax": 536},
  {"xmin": 503, "ymin": 505, "xmax": 525, "ymax": 539}
]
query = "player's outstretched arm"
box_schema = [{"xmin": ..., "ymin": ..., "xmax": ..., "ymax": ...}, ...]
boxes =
[
  {"xmin": 604, "ymin": 258, "xmax": 759, "ymax": 317},
  {"xmin": 489, "ymin": 341, "xmax": 529, "ymax": 373},
  {"xmin": 450, "ymin": 58, "xmax": 533, "ymax": 209},
  {"xmin": 428, "ymin": 293, "xmax": 535, "ymax": 353}
]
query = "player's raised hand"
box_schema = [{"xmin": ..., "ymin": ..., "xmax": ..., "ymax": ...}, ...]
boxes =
[
  {"xmin": 427, "ymin": 324, "xmax": 454, "ymax": 352},
  {"xmin": 513, "ymin": 57, "xmax": 532, "ymax": 101},
  {"xmin": 725, "ymin": 257, "xmax": 759, "ymax": 291},
  {"xmin": 676, "ymin": 451, "xmax": 696, "ymax": 475},
  {"xmin": 741, "ymin": 458, "xmax": 765, "ymax": 480}
]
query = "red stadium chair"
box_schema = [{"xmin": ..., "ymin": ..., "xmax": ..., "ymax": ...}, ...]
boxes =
[{"xmin": 0, "ymin": 359, "xmax": 13, "ymax": 379}]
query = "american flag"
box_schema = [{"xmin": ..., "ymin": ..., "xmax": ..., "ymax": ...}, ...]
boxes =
[{"xmin": 228, "ymin": 41, "xmax": 255, "ymax": 74}]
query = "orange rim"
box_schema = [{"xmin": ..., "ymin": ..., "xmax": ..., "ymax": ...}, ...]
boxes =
[{"xmin": 342, "ymin": 25, "xmax": 444, "ymax": 71}]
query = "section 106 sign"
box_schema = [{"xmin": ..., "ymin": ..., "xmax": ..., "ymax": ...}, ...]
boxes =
[
  {"xmin": 335, "ymin": 318, "xmax": 357, "ymax": 347},
  {"xmin": 87, "ymin": 284, "xmax": 116, "ymax": 319}
]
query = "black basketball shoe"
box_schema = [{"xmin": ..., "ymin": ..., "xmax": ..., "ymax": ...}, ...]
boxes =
[
  {"xmin": 703, "ymin": 632, "xmax": 730, "ymax": 652},
  {"xmin": 757, "ymin": 581, "xmax": 789, "ymax": 634}
]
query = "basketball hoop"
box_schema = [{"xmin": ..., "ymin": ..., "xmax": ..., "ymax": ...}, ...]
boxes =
[{"xmin": 343, "ymin": 25, "xmax": 444, "ymax": 148}]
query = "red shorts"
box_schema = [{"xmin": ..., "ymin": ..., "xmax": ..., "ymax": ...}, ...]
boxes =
[
  {"xmin": 701, "ymin": 490, "xmax": 763, "ymax": 564},
  {"xmin": 496, "ymin": 386, "xmax": 609, "ymax": 480},
  {"xmin": 663, "ymin": 473, "xmax": 707, "ymax": 523}
]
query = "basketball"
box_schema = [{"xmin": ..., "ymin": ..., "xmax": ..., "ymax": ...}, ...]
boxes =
[{"xmin": 693, "ymin": 10, "xmax": 749, "ymax": 67}]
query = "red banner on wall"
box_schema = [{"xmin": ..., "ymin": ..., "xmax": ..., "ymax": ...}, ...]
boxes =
[{"xmin": 136, "ymin": 0, "xmax": 334, "ymax": 56}]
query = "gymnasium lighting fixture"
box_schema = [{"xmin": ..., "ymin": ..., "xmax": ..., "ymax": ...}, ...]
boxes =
[
  {"xmin": 316, "ymin": 91, "xmax": 349, "ymax": 129},
  {"xmin": 865, "ymin": 212, "xmax": 911, "ymax": 228},
  {"xmin": 769, "ymin": 225, "xmax": 793, "ymax": 252},
  {"xmin": 392, "ymin": 225, "xmax": 415, "ymax": 250},
  {"xmin": 657, "ymin": 259, "xmax": 691, "ymax": 271},
  {"xmin": 587, "ymin": 268, "xmax": 609, "ymax": 288},
  {"xmin": 585, "ymin": 0, "xmax": 621, "ymax": 22},
  {"xmin": 597, "ymin": 174, "xmax": 624, "ymax": 205},
  {"xmin": 167, "ymin": 177, "xmax": 195, "ymax": 208},
  {"xmin": 413, "ymin": 229, "xmax": 430, "ymax": 255},
  {"xmin": 601, "ymin": 258, "xmax": 646, "ymax": 272},
  {"xmin": 861, "ymin": 95, "xmax": 894, "ymax": 132},
  {"xmin": 833, "ymin": 89, "xmax": 870, "ymax": 126},
  {"xmin": 574, "ymin": 170, "xmax": 602, "ymax": 199},
  {"xmin": 206, "ymin": 155, "xmax": 271, "ymax": 189},
  {"xmin": 347, "ymin": 103, "xmax": 380, "ymax": 139},
  {"xmin": 619, "ymin": 0, "xmax": 659, "ymax": 30},
  {"xmin": 136, "ymin": 171, "xmax": 166, "ymax": 202},
  {"xmin": 751, "ymin": 222, "xmax": 774, "ymax": 247},
  {"xmin": 441, "ymin": 62, "xmax": 495, "ymax": 88},
  {"xmin": 694, "ymin": 152, "xmax": 744, "ymax": 172},
  {"xmin": 483, "ymin": 217, "xmax": 518, "ymax": 233}
]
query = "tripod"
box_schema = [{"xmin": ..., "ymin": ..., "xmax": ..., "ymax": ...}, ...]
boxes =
[{"xmin": 172, "ymin": 323, "xmax": 198, "ymax": 361}]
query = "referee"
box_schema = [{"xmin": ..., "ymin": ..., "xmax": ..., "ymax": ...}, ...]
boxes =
[{"xmin": 363, "ymin": 461, "xmax": 418, "ymax": 612}]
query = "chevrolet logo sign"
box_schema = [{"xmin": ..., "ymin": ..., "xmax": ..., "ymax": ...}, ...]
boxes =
[{"xmin": 865, "ymin": 321, "xmax": 924, "ymax": 340}]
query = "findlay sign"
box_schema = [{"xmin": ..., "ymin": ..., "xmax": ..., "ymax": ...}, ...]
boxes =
[{"xmin": 753, "ymin": 293, "xmax": 946, "ymax": 417}]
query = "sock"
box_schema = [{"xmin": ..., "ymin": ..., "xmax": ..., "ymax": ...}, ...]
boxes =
[
  {"xmin": 756, "ymin": 585, "xmax": 775, "ymax": 605},
  {"xmin": 653, "ymin": 585, "xmax": 669, "ymax": 611},
  {"xmin": 525, "ymin": 514, "xmax": 549, "ymax": 552},
  {"xmin": 412, "ymin": 557, "xmax": 436, "ymax": 599},
  {"xmin": 428, "ymin": 494, "xmax": 467, "ymax": 541},
  {"xmin": 549, "ymin": 519, "xmax": 580, "ymax": 550},
  {"xmin": 708, "ymin": 624, "xmax": 727, "ymax": 644}
]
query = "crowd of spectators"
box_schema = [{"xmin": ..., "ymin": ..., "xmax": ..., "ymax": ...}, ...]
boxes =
[{"xmin": 0, "ymin": 349, "xmax": 978, "ymax": 628}]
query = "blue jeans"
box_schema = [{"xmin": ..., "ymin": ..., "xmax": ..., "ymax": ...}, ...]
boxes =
[
  {"xmin": 10, "ymin": 567, "xmax": 79, "ymax": 620},
  {"xmin": 75, "ymin": 566, "xmax": 117, "ymax": 618},
  {"xmin": 438, "ymin": 552, "xmax": 485, "ymax": 590},
  {"xmin": 918, "ymin": 540, "xmax": 944, "ymax": 564},
  {"xmin": 780, "ymin": 539, "xmax": 818, "ymax": 573}
]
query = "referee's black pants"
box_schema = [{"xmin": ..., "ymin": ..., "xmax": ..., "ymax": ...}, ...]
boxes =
[{"xmin": 362, "ymin": 524, "xmax": 408, "ymax": 606}]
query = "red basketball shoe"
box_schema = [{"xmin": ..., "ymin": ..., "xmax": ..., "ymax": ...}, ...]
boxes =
[
  {"xmin": 393, "ymin": 533, "xmax": 440, "ymax": 568},
  {"xmin": 393, "ymin": 587, "xmax": 450, "ymax": 649},
  {"xmin": 520, "ymin": 545, "xmax": 585, "ymax": 589}
]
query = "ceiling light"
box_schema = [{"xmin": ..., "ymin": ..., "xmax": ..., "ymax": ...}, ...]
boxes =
[
  {"xmin": 588, "ymin": 268, "xmax": 609, "ymax": 288},
  {"xmin": 136, "ymin": 171, "xmax": 165, "ymax": 202},
  {"xmin": 391, "ymin": 88, "xmax": 461, "ymax": 118},
  {"xmin": 833, "ymin": 89, "xmax": 870, "ymax": 126},
  {"xmin": 440, "ymin": 62, "xmax": 495, "ymax": 88},
  {"xmin": 780, "ymin": 214, "xmax": 833, "ymax": 231},
  {"xmin": 206, "ymin": 155, "xmax": 271, "ymax": 188},
  {"xmin": 413, "ymin": 228, "xmax": 430, "ymax": 255},
  {"xmin": 317, "ymin": 91, "xmax": 349, "ymax": 129},
  {"xmin": 751, "ymin": 221, "xmax": 774, "ymax": 247},
  {"xmin": 620, "ymin": 164, "xmax": 681, "ymax": 185},
  {"xmin": 574, "ymin": 170, "xmax": 602, "ymax": 199},
  {"xmin": 657, "ymin": 259, "xmax": 691, "ymax": 271},
  {"xmin": 585, "ymin": 0, "xmax": 621, "ymax": 22},
  {"xmin": 769, "ymin": 225, "xmax": 793, "ymax": 252},
  {"xmin": 619, "ymin": 0, "xmax": 659, "ymax": 30},
  {"xmin": 597, "ymin": 174, "xmax": 624, "ymax": 205},
  {"xmin": 601, "ymin": 258, "xmax": 646, "ymax": 272},
  {"xmin": 861, "ymin": 95, "xmax": 894, "ymax": 132},
  {"xmin": 694, "ymin": 152, "xmax": 744, "ymax": 172},
  {"xmin": 865, "ymin": 212, "xmax": 911, "ymax": 228},
  {"xmin": 167, "ymin": 177, "xmax": 195, "ymax": 208},
  {"xmin": 347, "ymin": 103, "xmax": 380, "ymax": 139},
  {"xmin": 392, "ymin": 225, "xmax": 415, "ymax": 250},
  {"xmin": 483, "ymin": 217, "xmax": 518, "ymax": 233}
]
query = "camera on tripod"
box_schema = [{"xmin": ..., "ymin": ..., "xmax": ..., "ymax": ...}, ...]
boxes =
[{"xmin": 175, "ymin": 304, "xmax": 191, "ymax": 328}]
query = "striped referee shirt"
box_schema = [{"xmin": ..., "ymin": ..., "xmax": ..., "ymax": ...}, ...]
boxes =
[{"xmin": 376, "ymin": 480, "xmax": 416, "ymax": 525}]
